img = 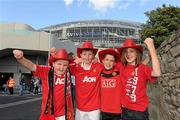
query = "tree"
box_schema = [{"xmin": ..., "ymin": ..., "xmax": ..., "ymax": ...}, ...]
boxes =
[{"xmin": 140, "ymin": 4, "xmax": 180, "ymax": 47}]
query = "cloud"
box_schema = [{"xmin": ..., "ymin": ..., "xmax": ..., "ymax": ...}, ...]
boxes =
[
  {"xmin": 63, "ymin": 0, "xmax": 150, "ymax": 11},
  {"xmin": 64, "ymin": 0, "xmax": 74, "ymax": 6},
  {"xmin": 118, "ymin": 2, "xmax": 130, "ymax": 9},
  {"xmin": 89, "ymin": 0, "xmax": 118, "ymax": 12},
  {"xmin": 117, "ymin": 0, "xmax": 134, "ymax": 9}
]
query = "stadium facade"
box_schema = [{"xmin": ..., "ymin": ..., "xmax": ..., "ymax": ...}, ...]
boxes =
[{"xmin": 41, "ymin": 19, "xmax": 142, "ymax": 47}]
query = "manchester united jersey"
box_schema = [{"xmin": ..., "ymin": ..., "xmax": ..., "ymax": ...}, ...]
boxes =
[
  {"xmin": 33, "ymin": 65, "xmax": 67, "ymax": 117},
  {"xmin": 70, "ymin": 62, "xmax": 104, "ymax": 111},
  {"xmin": 100, "ymin": 67, "xmax": 122, "ymax": 113}
]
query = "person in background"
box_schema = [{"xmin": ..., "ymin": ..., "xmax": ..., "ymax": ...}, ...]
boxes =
[
  {"xmin": 19, "ymin": 76, "xmax": 25, "ymax": 96},
  {"xmin": 7, "ymin": 76, "xmax": 15, "ymax": 95},
  {"xmin": 3, "ymin": 83, "xmax": 8, "ymax": 94},
  {"xmin": 34, "ymin": 76, "xmax": 40, "ymax": 95},
  {"xmin": 29, "ymin": 76, "xmax": 35, "ymax": 95}
]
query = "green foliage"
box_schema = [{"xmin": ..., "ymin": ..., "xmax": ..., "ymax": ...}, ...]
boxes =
[{"xmin": 140, "ymin": 4, "xmax": 180, "ymax": 47}]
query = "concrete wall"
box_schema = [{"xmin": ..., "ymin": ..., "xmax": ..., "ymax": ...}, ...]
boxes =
[
  {"xmin": 148, "ymin": 29, "xmax": 180, "ymax": 120},
  {"xmin": 0, "ymin": 23, "xmax": 49, "ymax": 51},
  {"xmin": 0, "ymin": 23, "xmax": 50, "ymax": 87}
]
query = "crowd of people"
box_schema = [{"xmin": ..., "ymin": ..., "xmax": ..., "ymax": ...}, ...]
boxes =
[
  {"xmin": 1, "ymin": 75, "xmax": 41, "ymax": 96},
  {"xmin": 28, "ymin": 76, "xmax": 41, "ymax": 95},
  {"xmin": 13, "ymin": 37, "xmax": 161, "ymax": 120}
]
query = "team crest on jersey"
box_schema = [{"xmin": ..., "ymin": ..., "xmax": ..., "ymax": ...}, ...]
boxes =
[{"xmin": 82, "ymin": 76, "xmax": 96, "ymax": 82}]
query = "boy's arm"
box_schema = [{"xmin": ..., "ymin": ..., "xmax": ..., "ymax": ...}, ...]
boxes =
[
  {"xmin": 13, "ymin": 50, "xmax": 36, "ymax": 72},
  {"xmin": 144, "ymin": 38, "xmax": 161, "ymax": 77}
]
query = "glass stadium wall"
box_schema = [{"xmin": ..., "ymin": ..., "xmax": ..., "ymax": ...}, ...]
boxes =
[{"xmin": 51, "ymin": 26, "xmax": 141, "ymax": 48}]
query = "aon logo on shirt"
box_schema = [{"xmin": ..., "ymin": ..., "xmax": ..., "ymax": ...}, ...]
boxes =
[
  {"xmin": 83, "ymin": 76, "xmax": 96, "ymax": 82},
  {"xmin": 55, "ymin": 78, "xmax": 64, "ymax": 85}
]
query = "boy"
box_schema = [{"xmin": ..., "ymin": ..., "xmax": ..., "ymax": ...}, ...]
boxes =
[
  {"xmin": 98, "ymin": 48, "xmax": 122, "ymax": 120},
  {"xmin": 13, "ymin": 49, "xmax": 74, "ymax": 120},
  {"xmin": 51, "ymin": 41, "xmax": 104, "ymax": 120},
  {"xmin": 71, "ymin": 41, "xmax": 103, "ymax": 120}
]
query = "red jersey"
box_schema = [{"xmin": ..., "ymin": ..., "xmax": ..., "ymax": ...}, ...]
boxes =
[
  {"xmin": 117, "ymin": 64, "xmax": 157, "ymax": 111},
  {"xmin": 70, "ymin": 62, "xmax": 103, "ymax": 111},
  {"xmin": 33, "ymin": 65, "xmax": 66, "ymax": 117},
  {"xmin": 100, "ymin": 67, "xmax": 122, "ymax": 113}
]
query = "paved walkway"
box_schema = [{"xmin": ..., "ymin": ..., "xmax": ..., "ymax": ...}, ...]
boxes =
[
  {"xmin": 0, "ymin": 96, "xmax": 41, "ymax": 109},
  {"xmin": 0, "ymin": 94, "xmax": 41, "ymax": 120}
]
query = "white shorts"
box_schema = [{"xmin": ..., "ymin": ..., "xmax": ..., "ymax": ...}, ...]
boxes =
[
  {"xmin": 75, "ymin": 108, "xmax": 100, "ymax": 120},
  {"xmin": 56, "ymin": 115, "xmax": 65, "ymax": 120}
]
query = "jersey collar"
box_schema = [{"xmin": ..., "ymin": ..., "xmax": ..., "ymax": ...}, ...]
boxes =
[{"xmin": 81, "ymin": 62, "xmax": 92, "ymax": 70}]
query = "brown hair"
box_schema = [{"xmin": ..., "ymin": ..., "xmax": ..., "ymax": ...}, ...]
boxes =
[
  {"xmin": 104, "ymin": 54, "xmax": 117, "ymax": 62},
  {"xmin": 81, "ymin": 49, "xmax": 95, "ymax": 59},
  {"xmin": 81, "ymin": 49, "xmax": 95, "ymax": 54},
  {"xmin": 120, "ymin": 48, "xmax": 142, "ymax": 66}
]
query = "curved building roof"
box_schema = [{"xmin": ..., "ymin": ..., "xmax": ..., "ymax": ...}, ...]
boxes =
[
  {"xmin": 41, "ymin": 19, "xmax": 142, "ymax": 30},
  {"xmin": 0, "ymin": 22, "xmax": 35, "ymax": 31},
  {"xmin": 0, "ymin": 23, "xmax": 49, "ymax": 54}
]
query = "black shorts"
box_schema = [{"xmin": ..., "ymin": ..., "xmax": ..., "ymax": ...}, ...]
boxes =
[
  {"xmin": 101, "ymin": 111, "xmax": 122, "ymax": 120},
  {"xmin": 122, "ymin": 108, "xmax": 149, "ymax": 120}
]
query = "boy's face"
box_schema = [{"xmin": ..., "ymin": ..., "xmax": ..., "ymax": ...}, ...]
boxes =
[
  {"xmin": 80, "ymin": 50, "xmax": 94, "ymax": 64},
  {"xmin": 124, "ymin": 48, "xmax": 137, "ymax": 65},
  {"xmin": 102, "ymin": 54, "xmax": 115, "ymax": 70},
  {"xmin": 53, "ymin": 60, "xmax": 69, "ymax": 75}
]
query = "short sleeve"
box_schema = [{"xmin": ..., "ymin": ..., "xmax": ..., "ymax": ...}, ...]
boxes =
[
  {"xmin": 115, "ymin": 62, "xmax": 124, "ymax": 73},
  {"xmin": 96, "ymin": 62, "xmax": 104, "ymax": 72},
  {"xmin": 69, "ymin": 63, "xmax": 77, "ymax": 75},
  {"xmin": 32, "ymin": 65, "xmax": 50, "ymax": 80},
  {"xmin": 144, "ymin": 65, "xmax": 157, "ymax": 83}
]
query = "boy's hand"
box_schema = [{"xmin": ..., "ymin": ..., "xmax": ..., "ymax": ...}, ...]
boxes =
[
  {"xmin": 50, "ymin": 47, "xmax": 57, "ymax": 56},
  {"xmin": 74, "ymin": 57, "xmax": 82, "ymax": 64},
  {"xmin": 13, "ymin": 50, "xmax": 24, "ymax": 60}
]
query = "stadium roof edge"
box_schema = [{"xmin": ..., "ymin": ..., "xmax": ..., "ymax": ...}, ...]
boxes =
[{"xmin": 39, "ymin": 19, "xmax": 143, "ymax": 31}]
